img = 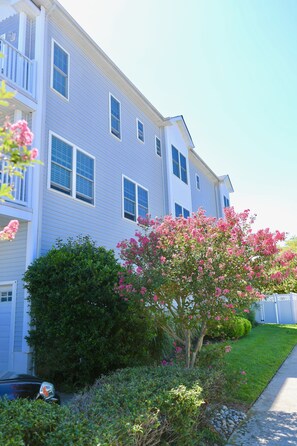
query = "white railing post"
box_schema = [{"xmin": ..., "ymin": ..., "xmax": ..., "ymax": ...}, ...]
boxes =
[
  {"xmin": 274, "ymin": 294, "xmax": 279, "ymax": 324},
  {"xmin": 0, "ymin": 37, "xmax": 35, "ymax": 98}
]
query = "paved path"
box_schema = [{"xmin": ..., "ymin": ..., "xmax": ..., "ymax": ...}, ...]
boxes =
[{"xmin": 226, "ymin": 345, "xmax": 297, "ymax": 445}]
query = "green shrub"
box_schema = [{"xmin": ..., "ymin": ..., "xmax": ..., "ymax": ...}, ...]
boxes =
[
  {"xmin": 0, "ymin": 398, "xmax": 97, "ymax": 446},
  {"xmin": 24, "ymin": 236, "xmax": 165, "ymax": 389},
  {"xmin": 238, "ymin": 305, "xmax": 259, "ymax": 327},
  {"xmin": 0, "ymin": 366, "xmax": 224, "ymax": 446},
  {"xmin": 70, "ymin": 365, "xmax": 218, "ymax": 445},
  {"xmin": 206, "ymin": 316, "xmax": 252, "ymax": 340}
]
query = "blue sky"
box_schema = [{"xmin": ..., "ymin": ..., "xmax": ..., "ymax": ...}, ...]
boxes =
[{"xmin": 59, "ymin": 0, "xmax": 297, "ymax": 239}]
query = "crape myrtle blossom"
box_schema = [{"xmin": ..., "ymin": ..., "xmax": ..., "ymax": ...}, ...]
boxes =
[
  {"xmin": 0, "ymin": 91, "xmax": 40, "ymax": 241},
  {"xmin": 0, "ymin": 220, "xmax": 19, "ymax": 241},
  {"xmin": 116, "ymin": 208, "xmax": 297, "ymax": 368}
]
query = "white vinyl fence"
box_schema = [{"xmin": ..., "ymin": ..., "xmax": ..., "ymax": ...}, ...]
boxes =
[{"xmin": 255, "ymin": 293, "xmax": 297, "ymax": 324}]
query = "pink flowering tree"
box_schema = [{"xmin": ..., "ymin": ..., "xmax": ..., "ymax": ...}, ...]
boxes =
[
  {"xmin": 0, "ymin": 80, "xmax": 40, "ymax": 241},
  {"xmin": 117, "ymin": 208, "xmax": 296, "ymax": 368}
]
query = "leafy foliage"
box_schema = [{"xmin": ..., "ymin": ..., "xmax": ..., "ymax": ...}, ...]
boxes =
[
  {"xmin": 206, "ymin": 316, "xmax": 252, "ymax": 340},
  {"xmin": 71, "ymin": 365, "xmax": 222, "ymax": 445},
  {"xmin": 117, "ymin": 208, "xmax": 295, "ymax": 367},
  {"xmin": 0, "ymin": 398, "xmax": 96, "ymax": 446},
  {"xmin": 24, "ymin": 236, "xmax": 163, "ymax": 388}
]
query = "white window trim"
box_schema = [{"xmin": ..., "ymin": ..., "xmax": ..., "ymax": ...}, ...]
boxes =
[
  {"xmin": 109, "ymin": 93, "xmax": 122, "ymax": 141},
  {"xmin": 122, "ymin": 175, "xmax": 149, "ymax": 223},
  {"xmin": 50, "ymin": 39, "xmax": 70, "ymax": 101},
  {"xmin": 136, "ymin": 118, "xmax": 145, "ymax": 143},
  {"xmin": 0, "ymin": 281, "xmax": 17, "ymax": 370},
  {"xmin": 155, "ymin": 136, "xmax": 161, "ymax": 157},
  {"xmin": 196, "ymin": 173, "xmax": 200, "ymax": 191},
  {"xmin": 48, "ymin": 131, "xmax": 95, "ymax": 206}
]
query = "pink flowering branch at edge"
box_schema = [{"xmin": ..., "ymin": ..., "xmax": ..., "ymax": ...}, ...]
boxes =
[{"xmin": 0, "ymin": 220, "xmax": 19, "ymax": 241}]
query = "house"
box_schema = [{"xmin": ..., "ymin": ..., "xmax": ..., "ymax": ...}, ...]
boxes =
[{"xmin": 0, "ymin": 0, "xmax": 233, "ymax": 373}]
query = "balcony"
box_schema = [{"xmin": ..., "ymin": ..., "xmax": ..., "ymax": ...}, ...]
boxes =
[
  {"xmin": 0, "ymin": 37, "xmax": 36, "ymax": 98},
  {"xmin": 0, "ymin": 163, "xmax": 29, "ymax": 207}
]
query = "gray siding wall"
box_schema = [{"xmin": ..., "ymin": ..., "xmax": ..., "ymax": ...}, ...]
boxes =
[
  {"xmin": 25, "ymin": 16, "xmax": 35, "ymax": 59},
  {"xmin": 0, "ymin": 217, "xmax": 27, "ymax": 351},
  {"xmin": 0, "ymin": 14, "xmax": 19, "ymax": 49},
  {"xmin": 39, "ymin": 17, "xmax": 164, "ymax": 256},
  {"xmin": 189, "ymin": 156, "xmax": 218, "ymax": 217}
]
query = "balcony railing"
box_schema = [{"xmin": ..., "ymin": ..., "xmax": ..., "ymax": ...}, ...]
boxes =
[
  {"xmin": 0, "ymin": 38, "xmax": 36, "ymax": 97},
  {"xmin": 0, "ymin": 163, "xmax": 29, "ymax": 207}
]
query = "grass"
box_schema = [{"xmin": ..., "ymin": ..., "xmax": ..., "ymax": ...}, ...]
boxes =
[{"xmin": 222, "ymin": 323, "xmax": 297, "ymax": 408}]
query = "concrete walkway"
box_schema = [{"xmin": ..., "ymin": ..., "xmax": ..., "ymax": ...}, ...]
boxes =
[{"xmin": 226, "ymin": 345, "xmax": 297, "ymax": 445}]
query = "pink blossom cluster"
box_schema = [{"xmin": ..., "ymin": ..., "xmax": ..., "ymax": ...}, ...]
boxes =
[
  {"xmin": 9, "ymin": 120, "xmax": 34, "ymax": 147},
  {"xmin": 0, "ymin": 220, "xmax": 19, "ymax": 241},
  {"xmin": 116, "ymin": 206, "xmax": 297, "ymax": 330}
]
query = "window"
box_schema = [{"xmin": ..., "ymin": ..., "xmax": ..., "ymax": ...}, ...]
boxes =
[
  {"xmin": 50, "ymin": 134, "xmax": 94, "ymax": 204},
  {"xmin": 0, "ymin": 290, "xmax": 12, "ymax": 303},
  {"xmin": 155, "ymin": 137, "xmax": 161, "ymax": 157},
  {"xmin": 110, "ymin": 94, "xmax": 121, "ymax": 139},
  {"xmin": 52, "ymin": 41, "xmax": 69, "ymax": 99},
  {"xmin": 196, "ymin": 174, "xmax": 200, "ymax": 190},
  {"xmin": 171, "ymin": 145, "xmax": 188, "ymax": 184},
  {"xmin": 137, "ymin": 119, "xmax": 144, "ymax": 142},
  {"xmin": 123, "ymin": 177, "xmax": 148, "ymax": 222},
  {"xmin": 224, "ymin": 196, "xmax": 230, "ymax": 208},
  {"xmin": 175, "ymin": 203, "xmax": 190, "ymax": 218}
]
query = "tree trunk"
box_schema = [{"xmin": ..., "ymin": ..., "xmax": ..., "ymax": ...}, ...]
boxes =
[
  {"xmin": 190, "ymin": 322, "xmax": 207, "ymax": 368},
  {"xmin": 185, "ymin": 329, "xmax": 191, "ymax": 368}
]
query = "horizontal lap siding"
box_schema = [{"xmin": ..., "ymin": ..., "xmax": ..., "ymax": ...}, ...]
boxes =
[
  {"xmin": 0, "ymin": 217, "xmax": 27, "ymax": 351},
  {"xmin": 40, "ymin": 18, "xmax": 164, "ymax": 256},
  {"xmin": 189, "ymin": 157, "xmax": 218, "ymax": 217}
]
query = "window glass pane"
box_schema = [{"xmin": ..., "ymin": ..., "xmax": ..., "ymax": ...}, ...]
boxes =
[
  {"xmin": 172, "ymin": 145, "xmax": 180, "ymax": 178},
  {"xmin": 196, "ymin": 174, "xmax": 200, "ymax": 190},
  {"xmin": 51, "ymin": 163, "xmax": 71, "ymax": 193},
  {"xmin": 138, "ymin": 186, "xmax": 148, "ymax": 218},
  {"xmin": 51, "ymin": 136, "xmax": 72, "ymax": 194},
  {"xmin": 183, "ymin": 208, "xmax": 190, "ymax": 218},
  {"xmin": 53, "ymin": 43, "xmax": 68, "ymax": 98},
  {"xmin": 111, "ymin": 116, "xmax": 120, "ymax": 138},
  {"xmin": 110, "ymin": 96, "xmax": 121, "ymax": 138},
  {"xmin": 180, "ymin": 153, "xmax": 188, "ymax": 184},
  {"xmin": 137, "ymin": 120, "xmax": 144, "ymax": 142},
  {"xmin": 54, "ymin": 43, "xmax": 68, "ymax": 74},
  {"xmin": 175, "ymin": 203, "xmax": 183, "ymax": 217},
  {"xmin": 156, "ymin": 137, "xmax": 161, "ymax": 156},
  {"xmin": 76, "ymin": 151, "xmax": 94, "ymax": 203},
  {"xmin": 52, "ymin": 136, "xmax": 72, "ymax": 168},
  {"xmin": 124, "ymin": 178, "xmax": 136, "ymax": 221},
  {"xmin": 77, "ymin": 151, "xmax": 94, "ymax": 180},
  {"xmin": 111, "ymin": 96, "xmax": 120, "ymax": 119},
  {"xmin": 53, "ymin": 70, "xmax": 67, "ymax": 97}
]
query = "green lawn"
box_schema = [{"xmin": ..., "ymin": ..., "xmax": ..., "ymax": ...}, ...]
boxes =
[{"xmin": 223, "ymin": 324, "xmax": 297, "ymax": 408}]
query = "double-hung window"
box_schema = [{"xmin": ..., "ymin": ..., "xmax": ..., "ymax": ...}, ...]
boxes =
[
  {"xmin": 110, "ymin": 94, "xmax": 121, "ymax": 139},
  {"xmin": 171, "ymin": 145, "xmax": 188, "ymax": 184},
  {"xmin": 123, "ymin": 177, "xmax": 148, "ymax": 222},
  {"xmin": 52, "ymin": 41, "xmax": 69, "ymax": 99},
  {"xmin": 175, "ymin": 203, "xmax": 190, "ymax": 218},
  {"xmin": 224, "ymin": 196, "xmax": 230, "ymax": 208},
  {"xmin": 155, "ymin": 137, "xmax": 161, "ymax": 157},
  {"xmin": 50, "ymin": 134, "xmax": 94, "ymax": 204},
  {"xmin": 137, "ymin": 119, "xmax": 144, "ymax": 142},
  {"xmin": 196, "ymin": 174, "xmax": 200, "ymax": 190}
]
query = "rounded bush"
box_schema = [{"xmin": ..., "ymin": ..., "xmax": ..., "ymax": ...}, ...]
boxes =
[
  {"xmin": 206, "ymin": 316, "xmax": 252, "ymax": 340},
  {"xmin": 24, "ymin": 236, "xmax": 164, "ymax": 388}
]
